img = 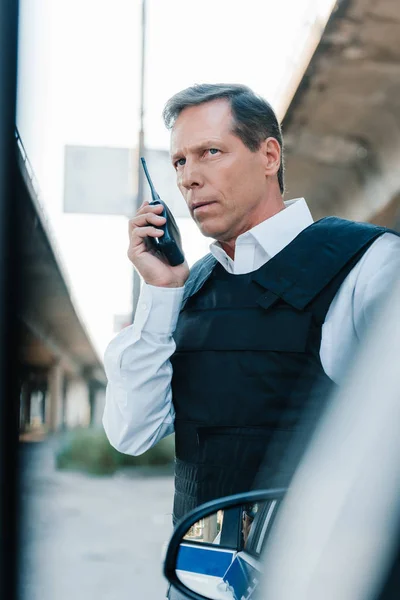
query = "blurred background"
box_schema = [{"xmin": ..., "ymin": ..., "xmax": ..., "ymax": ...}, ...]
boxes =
[{"xmin": 15, "ymin": 0, "xmax": 400, "ymax": 598}]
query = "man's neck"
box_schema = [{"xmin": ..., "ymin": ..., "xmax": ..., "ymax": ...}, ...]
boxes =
[
  {"xmin": 219, "ymin": 201, "xmax": 286, "ymax": 260},
  {"xmin": 219, "ymin": 240, "xmax": 236, "ymax": 260}
]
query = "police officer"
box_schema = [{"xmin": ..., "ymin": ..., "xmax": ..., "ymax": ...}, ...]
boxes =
[{"xmin": 103, "ymin": 83, "xmax": 400, "ymax": 525}]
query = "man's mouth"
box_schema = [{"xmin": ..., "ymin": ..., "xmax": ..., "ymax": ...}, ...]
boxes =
[{"xmin": 192, "ymin": 201, "xmax": 216, "ymax": 212}]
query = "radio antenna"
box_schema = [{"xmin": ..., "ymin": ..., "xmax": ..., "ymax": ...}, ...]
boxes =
[{"xmin": 140, "ymin": 157, "xmax": 160, "ymax": 202}]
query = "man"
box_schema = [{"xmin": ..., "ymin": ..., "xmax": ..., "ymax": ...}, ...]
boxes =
[{"xmin": 103, "ymin": 83, "xmax": 400, "ymax": 525}]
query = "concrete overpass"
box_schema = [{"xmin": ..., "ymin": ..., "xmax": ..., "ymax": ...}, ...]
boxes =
[
  {"xmin": 16, "ymin": 0, "xmax": 399, "ymax": 437},
  {"xmin": 16, "ymin": 131, "xmax": 106, "ymax": 434},
  {"xmin": 282, "ymin": 0, "xmax": 400, "ymax": 230}
]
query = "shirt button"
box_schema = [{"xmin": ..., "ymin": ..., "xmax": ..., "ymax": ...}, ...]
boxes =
[{"xmin": 141, "ymin": 303, "xmax": 148, "ymax": 310}]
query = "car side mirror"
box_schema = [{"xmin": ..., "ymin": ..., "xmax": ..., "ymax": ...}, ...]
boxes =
[{"xmin": 164, "ymin": 488, "xmax": 286, "ymax": 600}]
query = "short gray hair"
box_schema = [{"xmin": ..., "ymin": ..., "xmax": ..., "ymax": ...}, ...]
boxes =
[{"xmin": 162, "ymin": 83, "xmax": 285, "ymax": 194}]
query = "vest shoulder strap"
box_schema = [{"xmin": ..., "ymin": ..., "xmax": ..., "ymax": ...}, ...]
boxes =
[
  {"xmin": 182, "ymin": 253, "xmax": 217, "ymax": 308},
  {"xmin": 252, "ymin": 217, "xmax": 391, "ymax": 310}
]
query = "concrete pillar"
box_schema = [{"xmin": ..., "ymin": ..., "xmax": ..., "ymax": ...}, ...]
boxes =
[
  {"xmin": 203, "ymin": 514, "xmax": 218, "ymax": 543},
  {"xmin": 62, "ymin": 376, "xmax": 69, "ymax": 431},
  {"xmin": 88, "ymin": 380, "xmax": 95, "ymax": 427},
  {"xmin": 46, "ymin": 361, "xmax": 63, "ymax": 432},
  {"xmin": 91, "ymin": 385, "xmax": 106, "ymax": 427},
  {"xmin": 41, "ymin": 388, "xmax": 46, "ymax": 424},
  {"xmin": 19, "ymin": 381, "xmax": 31, "ymax": 431},
  {"xmin": 64, "ymin": 377, "xmax": 90, "ymax": 428}
]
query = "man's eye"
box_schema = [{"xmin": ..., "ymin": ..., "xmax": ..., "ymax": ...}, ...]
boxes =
[
  {"xmin": 208, "ymin": 148, "xmax": 219, "ymax": 155},
  {"xmin": 175, "ymin": 158, "xmax": 186, "ymax": 168}
]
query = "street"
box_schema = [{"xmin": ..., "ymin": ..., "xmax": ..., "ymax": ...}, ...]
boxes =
[{"xmin": 19, "ymin": 438, "xmax": 175, "ymax": 600}]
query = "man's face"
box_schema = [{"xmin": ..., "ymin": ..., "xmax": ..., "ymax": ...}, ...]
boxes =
[{"xmin": 170, "ymin": 99, "xmax": 275, "ymax": 242}]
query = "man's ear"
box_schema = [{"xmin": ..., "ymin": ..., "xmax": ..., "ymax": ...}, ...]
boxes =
[{"xmin": 260, "ymin": 137, "xmax": 281, "ymax": 177}]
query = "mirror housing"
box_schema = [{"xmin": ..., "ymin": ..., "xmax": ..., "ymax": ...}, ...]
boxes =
[{"xmin": 164, "ymin": 488, "xmax": 286, "ymax": 600}]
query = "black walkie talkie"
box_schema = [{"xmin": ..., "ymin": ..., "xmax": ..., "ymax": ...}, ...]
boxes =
[{"xmin": 140, "ymin": 157, "xmax": 185, "ymax": 267}]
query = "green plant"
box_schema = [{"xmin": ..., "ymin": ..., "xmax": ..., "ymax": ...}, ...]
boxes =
[{"xmin": 55, "ymin": 428, "xmax": 175, "ymax": 475}]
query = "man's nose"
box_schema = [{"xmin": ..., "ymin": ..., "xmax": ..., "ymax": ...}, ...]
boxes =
[{"xmin": 180, "ymin": 162, "xmax": 202, "ymax": 190}]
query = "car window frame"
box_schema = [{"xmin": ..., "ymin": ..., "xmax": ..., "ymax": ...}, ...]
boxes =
[{"xmin": 244, "ymin": 498, "xmax": 281, "ymax": 558}]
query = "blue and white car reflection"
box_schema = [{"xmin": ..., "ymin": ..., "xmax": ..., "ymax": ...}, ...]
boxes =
[
  {"xmin": 176, "ymin": 500, "xmax": 279, "ymax": 600},
  {"xmin": 177, "ymin": 544, "xmax": 261, "ymax": 600}
]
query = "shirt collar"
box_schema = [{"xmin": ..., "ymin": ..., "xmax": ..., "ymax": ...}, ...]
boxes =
[{"xmin": 209, "ymin": 198, "xmax": 314, "ymax": 267}]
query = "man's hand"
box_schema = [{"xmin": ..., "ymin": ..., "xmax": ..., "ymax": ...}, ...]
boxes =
[{"xmin": 128, "ymin": 201, "xmax": 189, "ymax": 288}]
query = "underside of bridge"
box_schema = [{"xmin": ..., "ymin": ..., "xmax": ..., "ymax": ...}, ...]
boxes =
[
  {"xmin": 17, "ymin": 139, "xmax": 106, "ymax": 435},
  {"xmin": 283, "ymin": 0, "xmax": 400, "ymax": 230}
]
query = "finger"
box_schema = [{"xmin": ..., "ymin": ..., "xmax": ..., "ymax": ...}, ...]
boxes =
[
  {"xmin": 129, "ymin": 204, "xmax": 164, "ymax": 232},
  {"xmin": 130, "ymin": 225, "xmax": 164, "ymax": 248},
  {"xmin": 137, "ymin": 202, "xmax": 164, "ymax": 216},
  {"xmin": 129, "ymin": 212, "xmax": 166, "ymax": 230}
]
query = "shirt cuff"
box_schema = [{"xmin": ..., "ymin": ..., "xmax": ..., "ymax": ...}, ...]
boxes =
[{"xmin": 134, "ymin": 282, "xmax": 185, "ymax": 335}]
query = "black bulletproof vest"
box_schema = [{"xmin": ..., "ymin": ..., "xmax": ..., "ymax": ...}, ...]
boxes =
[{"xmin": 170, "ymin": 217, "xmax": 388, "ymax": 522}]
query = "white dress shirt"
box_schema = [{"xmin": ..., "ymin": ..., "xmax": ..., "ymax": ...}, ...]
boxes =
[{"xmin": 102, "ymin": 199, "xmax": 400, "ymax": 456}]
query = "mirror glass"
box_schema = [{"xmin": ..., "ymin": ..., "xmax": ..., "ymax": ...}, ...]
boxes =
[
  {"xmin": 175, "ymin": 499, "xmax": 280, "ymax": 600},
  {"xmin": 183, "ymin": 510, "xmax": 225, "ymax": 544}
]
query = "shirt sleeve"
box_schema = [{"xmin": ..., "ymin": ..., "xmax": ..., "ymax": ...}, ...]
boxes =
[
  {"xmin": 352, "ymin": 232, "xmax": 400, "ymax": 339},
  {"xmin": 321, "ymin": 232, "xmax": 400, "ymax": 384},
  {"xmin": 102, "ymin": 281, "xmax": 185, "ymax": 455}
]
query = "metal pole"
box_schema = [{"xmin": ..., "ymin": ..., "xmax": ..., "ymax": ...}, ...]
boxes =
[
  {"xmin": 0, "ymin": 1, "xmax": 20, "ymax": 598},
  {"xmin": 131, "ymin": 0, "xmax": 147, "ymax": 322}
]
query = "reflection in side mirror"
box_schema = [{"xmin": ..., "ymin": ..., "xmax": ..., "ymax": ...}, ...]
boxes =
[
  {"xmin": 183, "ymin": 511, "xmax": 223, "ymax": 544},
  {"xmin": 164, "ymin": 488, "xmax": 286, "ymax": 600},
  {"xmin": 182, "ymin": 505, "xmax": 259, "ymax": 549}
]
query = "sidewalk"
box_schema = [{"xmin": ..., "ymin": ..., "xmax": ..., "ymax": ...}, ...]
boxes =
[{"xmin": 19, "ymin": 436, "xmax": 175, "ymax": 600}]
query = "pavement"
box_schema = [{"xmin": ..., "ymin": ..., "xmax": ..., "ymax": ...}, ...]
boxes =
[{"xmin": 19, "ymin": 436, "xmax": 175, "ymax": 600}]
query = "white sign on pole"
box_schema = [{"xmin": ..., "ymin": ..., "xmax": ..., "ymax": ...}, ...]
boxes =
[
  {"xmin": 63, "ymin": 145, "xmax": 189, "ymax": 218},
  {"xmin": 64, "ymin": 145, "xmax": 136, "ymax": 216}
]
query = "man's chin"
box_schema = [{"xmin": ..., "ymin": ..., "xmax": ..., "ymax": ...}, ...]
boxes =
[
  {"xmin": 192, "ymin": 214, "xmax": 229, "ymax": 240},
  {"xmin": 195, "ymin": 222, "xmax": 222, "ymax": 240}
]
